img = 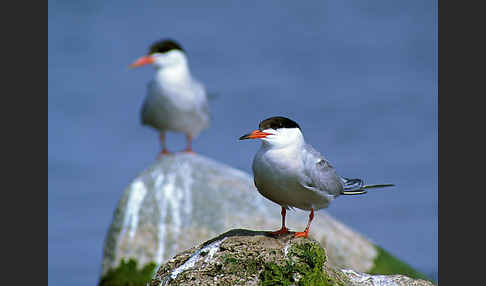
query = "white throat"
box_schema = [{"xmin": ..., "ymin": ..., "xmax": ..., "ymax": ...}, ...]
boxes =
[
  {"xmin": 261, "ymin": 128, "xmax": 305, "ymax": 151},
  {"xmin": 155, "ymin": 61, "xmax": 192, "ymax": 86}
]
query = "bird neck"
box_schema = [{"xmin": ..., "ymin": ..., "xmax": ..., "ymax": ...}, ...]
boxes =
[
  {"xmin": 261, "ymin": 130, "xmax": 305, "ymax": 151},
  {"xmin": 261, "ymin": 138, "xmax": 305, "ymax": 156},
  {"xmin": 155, "ymin": 62, "xmax": 192, "ymax": 86},
  {"xmin": 259, "ymin": 141, "xmax": 304, "ymax": 170}
]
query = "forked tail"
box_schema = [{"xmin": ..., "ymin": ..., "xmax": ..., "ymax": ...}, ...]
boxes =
[{"xmin": 340, "ymin": 177, "xmax": 395, "ymax": 195}]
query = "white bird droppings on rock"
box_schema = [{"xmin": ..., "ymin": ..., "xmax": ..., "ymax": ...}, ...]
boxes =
[
  {"xmin": 122, "ymin": 179, "xmax": 147, "ymax": 240},
  {"xmin": 167, "ymin": 237, "xmax": 227, "ymax": 282}
]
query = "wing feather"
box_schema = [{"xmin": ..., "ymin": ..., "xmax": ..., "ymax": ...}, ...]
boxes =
[{"xmin": 299, "ymin": 144, "xmax": 344, "ymax": 197}]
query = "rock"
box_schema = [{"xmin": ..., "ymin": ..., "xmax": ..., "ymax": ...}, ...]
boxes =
[
  {"xmin": 150, "ymin": 229, "xmax": 435, "ymax": 286},
  {"xmin": 100, "ymin": 153, "xmax": 430, "ymax": 282},
  {"xmin": 342, "ymin": 269, "xmax": 436, "ymax": 286}
]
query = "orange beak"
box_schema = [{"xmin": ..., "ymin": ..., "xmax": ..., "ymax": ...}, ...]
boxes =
[
  {"xmin": 239, "ymin": 130, "xmax": 272, "ymax": 140},
  {"xmin": 129, "ymin": 55, "xmax": 155, "ymax": 68}
]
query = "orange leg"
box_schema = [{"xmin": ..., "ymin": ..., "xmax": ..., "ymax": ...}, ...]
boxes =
[
  {"xmin": 294, "ymin": 208, "xmax": 314, "ymax": 238},
  {"xmin": 158, "ymin": 132, "xmax": 171, "ymax": 157},
  {"xmin": 270, "ymin": 206, "xmax": 290, "ymax": 236},
  {"xmin": 184, "ymin": 134, "xmax": 194, "ymax": 153}
]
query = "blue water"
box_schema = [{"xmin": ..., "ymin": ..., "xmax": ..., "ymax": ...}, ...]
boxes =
[{"xmin": 48, "ymin": 0, "xmax": 437, "ymax": 285}]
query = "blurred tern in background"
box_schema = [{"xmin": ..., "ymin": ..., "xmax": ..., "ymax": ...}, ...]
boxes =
[
  {"xmin": 240, "ymin": 116, "xmax": 394, "ymax": 238},
  {"xmin": 130, "ymin": 39, "xmax": 210, "ymax": 156}
]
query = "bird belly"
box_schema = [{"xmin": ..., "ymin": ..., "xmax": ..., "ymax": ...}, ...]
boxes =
[
  {"xmin": 255, "ymin": 175, "xmax": 331, "ymax": 211},
  {"xmin": 141, "ymin": 86, "xmax": 209, "ymax": 136},
  {"xmin": 253, "ymin": 151, "xmax": 331, "ymax": 211}
]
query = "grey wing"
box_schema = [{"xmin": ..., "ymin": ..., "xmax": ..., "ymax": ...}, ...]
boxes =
[
  {"xmin": 201, "ymin": 94, "xmax": 210, "ymax": 119},
  {"xmin": 140, "ymin": 81, "xmax": 154, "ymax": 125},
  {"xmin": 193, "ymin": 79, "xmax": 211, "ymax": 122},
  {"xmin": 140, "ymin": 81, "xmax": 160, "ymax": 126},
  {"xmin": 300, "ymin": 144, "xmax": 344, "ymax": 197}
]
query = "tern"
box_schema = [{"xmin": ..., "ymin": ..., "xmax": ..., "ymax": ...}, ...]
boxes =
[
  {"xmin": 130, "ymin": 39, "xmax": 210, "ymax": 155},
  {"xmin": 240, "ymin": 116, "xmax": 394, "ymax": 238}
]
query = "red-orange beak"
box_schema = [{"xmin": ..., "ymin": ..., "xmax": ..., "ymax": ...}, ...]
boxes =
[
  {"xmin": 239, "ymin": 130, "xmax": 272, "ymax": 140},
  {"xmin": 129, "ymin": 55, "xmax": 155, "ymax": 68}
]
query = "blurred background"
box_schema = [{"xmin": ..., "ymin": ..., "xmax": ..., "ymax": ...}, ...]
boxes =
[{"xmin": 48, "ymin": 0, "xmax": 437, "ymax": 285}]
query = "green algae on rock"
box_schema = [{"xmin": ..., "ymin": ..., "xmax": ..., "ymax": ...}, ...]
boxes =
[
  {"xmin": 260, "ymin": 241, "xmax": 349, "ymax": 286},
  {"xmin": 98, "ymin": 258, "xmax": 157, "ymax": 286}
]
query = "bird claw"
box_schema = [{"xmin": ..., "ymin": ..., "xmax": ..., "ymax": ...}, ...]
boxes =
[
  {"xmin": 270, "ymin": 227, "xmax": 290, "ymax": 236},
  {"xmin": 157, "ymin": 149, "xmax": 172, "ymax": 159},
  {"xmin": 294, "ymin": 230, "xmax": 309, "ymax": 238}
]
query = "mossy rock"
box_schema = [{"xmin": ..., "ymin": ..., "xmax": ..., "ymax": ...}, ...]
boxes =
[
  {"xmin": 260, "ymin": 240, "xmax": 348, "ymax": 286},
  {"xmin": 99, "ymin": 258, "xmax": 157, "ymax": 286},
  {"xmin": 151, "ymin": 229, "xmax": 435, "ymax": 286}
]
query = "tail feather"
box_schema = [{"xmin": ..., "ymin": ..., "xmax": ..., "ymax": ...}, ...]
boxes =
[
  {"xmin": 342, "ymin": 189, "xmax": 369, "ymax": 195},
  {"xmin": 340, "ymin": 177, "xmax": 394, "ymax": 195},
  {"xmin": 362, "ymin": 184, "xmax": 395, "ymax": 189}
]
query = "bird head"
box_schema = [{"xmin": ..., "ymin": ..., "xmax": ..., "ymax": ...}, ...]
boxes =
[
  {"xmin": 130, "ymin": 39, "xmax": 187, "ymax": 70},
  {"xmin": 239, "ymin": 116, "xmax": 304, "ymax": 148}
]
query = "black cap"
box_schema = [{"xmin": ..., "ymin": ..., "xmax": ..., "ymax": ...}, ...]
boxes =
[
  {"xmin": 259, "ymin": 116, "xmax": 301, "ymax": 130},
  {"xmin": 148, "ymin": 39, "xmax": 185, "ymax": 55}
]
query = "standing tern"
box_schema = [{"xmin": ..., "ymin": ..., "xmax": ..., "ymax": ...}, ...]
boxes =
[
  {"xmin": 239, "ymin": 116, "xmax": 394, "ymax": 238},
  {"xmin": 130, "ymin": 39, "xmax": 210, "ymax": 155}
]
